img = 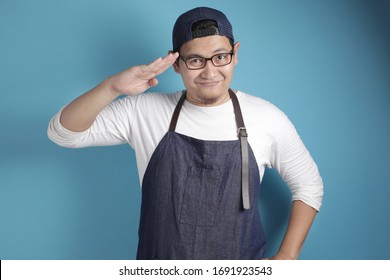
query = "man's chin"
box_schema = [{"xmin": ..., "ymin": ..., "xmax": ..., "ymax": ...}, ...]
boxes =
[{"xmin": 191, "ymin": 88, "xmax": 230, "ymax": 106}]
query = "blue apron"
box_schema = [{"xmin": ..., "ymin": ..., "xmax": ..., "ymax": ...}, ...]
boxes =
[{"xmin": 136, "ymin": 90, "xmax": 266, "ymax": 259}]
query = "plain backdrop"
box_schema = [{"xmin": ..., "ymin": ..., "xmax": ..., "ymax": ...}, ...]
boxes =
[{"xmin": 1, "ymin": 0, "xmax": 389, "ymax": 259}]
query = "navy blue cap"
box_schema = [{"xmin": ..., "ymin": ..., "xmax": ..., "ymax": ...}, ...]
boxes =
[{"xmin": 172, "ymin": 7, "xmax": 234, "ymax": 51}]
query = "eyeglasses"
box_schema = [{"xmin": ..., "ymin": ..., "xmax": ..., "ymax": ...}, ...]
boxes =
[{"xmin": 179, "ymin": 51, "xmax": 234, "ymax": 70}]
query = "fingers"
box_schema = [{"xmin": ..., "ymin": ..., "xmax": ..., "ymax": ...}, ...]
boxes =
[
  {"xmin": 144, "ymin": 54, "xmax": 178, "ymax": 89},
  {"xmin": 146, "ymin": 52, "xmax": 179, "ymax": 77}
]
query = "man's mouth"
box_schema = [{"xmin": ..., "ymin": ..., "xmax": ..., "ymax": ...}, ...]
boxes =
[{"xmin": 197, "ymin": 80, "xmax": 221, "ymax": 87}]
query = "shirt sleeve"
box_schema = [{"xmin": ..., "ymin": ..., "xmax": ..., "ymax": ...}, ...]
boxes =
[
  {"xmin": 47, "ymin": 96, "xmax": 136, "ymax": 148},
  {"xmin": 270, "ymin": 114, "xmax": 324, "ymax": 212}
]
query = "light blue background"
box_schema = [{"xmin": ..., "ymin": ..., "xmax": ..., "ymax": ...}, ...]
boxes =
[{"xmin": 1, "ymin": 0, "xmax": 389, "ymax": 260}]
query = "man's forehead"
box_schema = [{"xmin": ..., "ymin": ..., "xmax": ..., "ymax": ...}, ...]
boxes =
[{"xmin": 179, "ymin": 36, "xmax": 232, "ymax": 56}]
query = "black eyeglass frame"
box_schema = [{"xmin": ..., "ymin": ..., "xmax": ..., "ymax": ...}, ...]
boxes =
[{"xmin": 179, "ymin": 51, "xmax": 235, "ymax": 70}]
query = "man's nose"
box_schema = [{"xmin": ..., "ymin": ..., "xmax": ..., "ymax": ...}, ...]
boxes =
[{"xmin": 201, "ymin": 60, "xmax": 218, "ymax": 77}]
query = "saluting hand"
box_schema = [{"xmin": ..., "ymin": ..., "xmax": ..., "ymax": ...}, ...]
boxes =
[{"xmin": 107, "ymin": 52, "xmax": 179, "ymax": 97}]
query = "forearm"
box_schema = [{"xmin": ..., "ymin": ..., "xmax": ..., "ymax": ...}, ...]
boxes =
[
  {"xmin": 60, "ymin": 77, "xmax": 120, "ymax": 132},
  {"xmin": 274, "ymin": 200, "xmax": 317, "ymax": 260},
  {"xmin": 59, "ymin": 53, "xmax": 178, "ymax": 132}
]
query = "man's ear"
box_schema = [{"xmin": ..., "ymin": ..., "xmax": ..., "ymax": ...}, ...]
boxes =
[
  {"xmin": 233, "ymin": 42, "xmax": 240, "ymax": 66},
  {"xmin": 168, "ymin": 51, "xmax": 181, "ymax": 73}
]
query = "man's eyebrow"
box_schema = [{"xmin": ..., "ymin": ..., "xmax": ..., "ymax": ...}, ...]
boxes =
[
  {"xmin": 184, "ymin": 48, "xmax": 231, "ymax": 58},
  {"xmin": 212, "ymin": 47, "xmax": 231, "ymax": 53},
  {"xmin": 184, "ymin": 52, "xmax": 203, "ymax": 58}
]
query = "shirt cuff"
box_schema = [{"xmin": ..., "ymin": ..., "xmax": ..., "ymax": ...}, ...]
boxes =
[{"xmin": 47, "ymin": 107, "xmax": 90, "ymax": 148}]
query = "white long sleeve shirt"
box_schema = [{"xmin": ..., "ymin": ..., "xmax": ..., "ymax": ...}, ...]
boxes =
[{"xmin": 48, "ymin": 90, "xmax": 324, "ymax": 211}]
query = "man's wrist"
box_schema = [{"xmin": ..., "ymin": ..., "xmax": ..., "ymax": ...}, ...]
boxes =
[
  {"xmin": 275, "ymin": 250, "xmax": 298, "ymax": 260},
  {"xmin": 103, "ymin": 76, "xmax": 122, "ymax": 99}
]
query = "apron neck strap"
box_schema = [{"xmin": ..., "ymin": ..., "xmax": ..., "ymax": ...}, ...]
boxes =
[
  {"xmin": 169, "ymin": 90, "xmax": 187, "ymax": 132},
  {"xmin": 229, "ymin": 89, "xmax": 246, "ymax": 132},
  {"xmin": 169, "ymin": 89, "xmax": 246, "ymax": 132}
]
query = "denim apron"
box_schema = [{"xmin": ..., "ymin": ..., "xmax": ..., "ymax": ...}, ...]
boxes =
[{"xmin": 136, "ymin": 90, "xmax": 266, "ymax": 259}]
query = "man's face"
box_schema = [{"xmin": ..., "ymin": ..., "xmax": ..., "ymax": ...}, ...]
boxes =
[{"xmin": 173, "ymin": 35, "xmax": 240, "ymax": 106}]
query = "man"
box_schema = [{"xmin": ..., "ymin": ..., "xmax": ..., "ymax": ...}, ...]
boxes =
[{"xmin": 48, "ymin": 7, "xmax": 323, "ymax": 259}]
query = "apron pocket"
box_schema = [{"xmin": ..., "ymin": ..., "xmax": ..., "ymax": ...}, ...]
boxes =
[{"xmin": 180, "ymin": 166, "xmax": 220, "ymax": 227}]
